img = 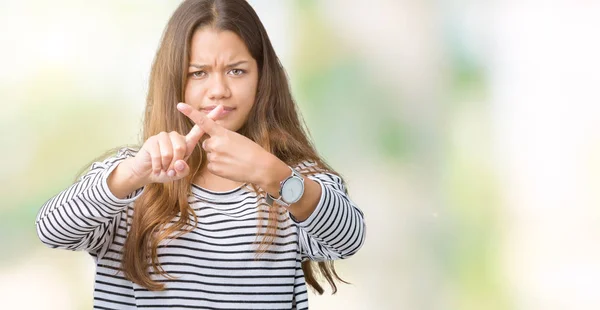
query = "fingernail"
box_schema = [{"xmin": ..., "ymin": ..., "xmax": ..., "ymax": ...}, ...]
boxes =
[
  {"xmin": 175, "ymin": 161, "xmax": 185, "ymax": 171},
  {"xmin": 167, "ymin": 170, "xmax": 176, "ymax": 177},
  {"xmin": 177, "ymin": 102, "xmax": 186, "ymax": 110}
]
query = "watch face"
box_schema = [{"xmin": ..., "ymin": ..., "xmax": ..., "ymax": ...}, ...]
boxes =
[{"xmin": 282, "ymin": 177, "xmax": 304, "ymax": 203}]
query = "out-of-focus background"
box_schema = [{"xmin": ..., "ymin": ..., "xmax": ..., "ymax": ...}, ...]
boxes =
[{"xmin": 1, "ymin": 0, "xmax": 599, "ymax": 309}]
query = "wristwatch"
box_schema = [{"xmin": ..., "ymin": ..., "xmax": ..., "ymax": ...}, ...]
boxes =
[{"xmin": 266, "ymin": 166, "xmax": 305, "ymax": 207}]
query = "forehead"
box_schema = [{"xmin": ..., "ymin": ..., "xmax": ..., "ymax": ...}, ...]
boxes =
[{"xmin": 189, "ymin": 27, "xmax": 252, "ymax": 63}]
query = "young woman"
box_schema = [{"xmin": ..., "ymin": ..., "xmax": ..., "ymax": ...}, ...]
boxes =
[{"xmin": 35, "ymin": 0, "xmax": 366, "ymax": 309}]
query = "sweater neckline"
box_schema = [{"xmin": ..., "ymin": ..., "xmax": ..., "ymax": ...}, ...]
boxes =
[{"xmin": 190, "ymin": 182, "xmax": 251, "ymax": 200}]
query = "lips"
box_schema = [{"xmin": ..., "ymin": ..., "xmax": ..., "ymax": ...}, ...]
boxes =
[
  {"xmin": 201, "ymin": 105, "xmax": 235, "ymax": 112},
  {"xmin": 200, "ymin": 105, "xmax": 236, "ymax": 118}
]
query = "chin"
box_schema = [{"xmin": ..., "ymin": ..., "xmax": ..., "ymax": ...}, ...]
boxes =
[{"xmin": 216, "ymin": 120, "xmax": 242, "ymax": 132}]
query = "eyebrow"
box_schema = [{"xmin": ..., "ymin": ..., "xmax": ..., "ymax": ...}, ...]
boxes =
[{"xmin": 189, "ymin": 61, "xmax": 248, "ymax": 69}]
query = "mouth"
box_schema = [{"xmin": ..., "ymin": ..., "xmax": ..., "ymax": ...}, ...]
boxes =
[{"xmin": 201, "ymin": 106, "xmax": 236, "ymax": 117}]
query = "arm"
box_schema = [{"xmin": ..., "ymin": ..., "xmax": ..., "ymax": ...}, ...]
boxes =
[
  {"xmin": 35, "ymin": 147, "xmax": 145, "ymax": 253},
  {"xmin": 259, "ymin": 159, "xmax": 366, "ymax": 261}
]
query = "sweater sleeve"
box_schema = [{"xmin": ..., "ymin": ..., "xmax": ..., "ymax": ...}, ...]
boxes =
[
  {"xmin": 35, "ymin": 147, "xmax": 144, "ymax": 254},
  {"xmin": 292, "ymin": 168, "xmax": 366, "ymax": 261}
]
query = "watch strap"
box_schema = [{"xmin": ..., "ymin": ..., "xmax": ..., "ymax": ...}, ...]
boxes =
[{"xmin": 266, "ymin": 166, "xmax": 303, "ymax": 207}]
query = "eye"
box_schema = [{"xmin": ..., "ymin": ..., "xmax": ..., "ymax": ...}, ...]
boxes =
[
  {"xmin": 228, "ymin": 69, "xmax": 245, "ymax": 76},
  {"xmin": 189, "ymin": 71, "xmax": 206, "ymax": 78}
]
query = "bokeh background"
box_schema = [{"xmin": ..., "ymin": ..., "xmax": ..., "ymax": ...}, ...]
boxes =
[{"xmin": 1, "ymin": 0, "xmax": 600, "ymax": 309}]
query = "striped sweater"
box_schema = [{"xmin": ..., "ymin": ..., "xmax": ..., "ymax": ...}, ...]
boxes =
[{"xmin": 35, "ymin": 147, "xmax": 366, "ymax": 309}]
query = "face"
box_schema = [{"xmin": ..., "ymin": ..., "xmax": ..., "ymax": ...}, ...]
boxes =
[{"xmin": 184, "ymin": 27, "xmax": 259, "ymax": 132}]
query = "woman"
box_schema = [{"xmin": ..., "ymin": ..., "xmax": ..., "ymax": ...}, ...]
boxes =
[{"xmin": 35, "ymin": 0, "xmax": 366, "ymax": 309}]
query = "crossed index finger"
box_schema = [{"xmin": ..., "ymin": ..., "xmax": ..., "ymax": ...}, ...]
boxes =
[{"xmin": 178, "ymin": 103, "xmax": 223, "ymax": 158}]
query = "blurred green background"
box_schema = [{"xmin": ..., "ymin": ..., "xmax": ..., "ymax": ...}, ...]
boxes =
[{"xmin": 2, "ymin": 1, "xmax": 600, "ymax": 309}]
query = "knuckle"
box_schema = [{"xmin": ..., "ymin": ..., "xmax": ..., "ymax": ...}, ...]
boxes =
[
  {"xmin": 146, "ymin": 136, "xmax": 157, "ymax": 145},
  {"xmin": 173, "ymin": 144, "xmax": 185, "ymax": 152},
  {"xmin": 209, "ymin": 165, "xmax": 221, "ymax": 175}
]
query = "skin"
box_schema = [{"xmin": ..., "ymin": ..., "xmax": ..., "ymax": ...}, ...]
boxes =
[
  {"xmin": 108, "ymin": 27, "xmax": 322, "ymax": 221},
  {"xmin": 183, "ymin": 27, "xmax": 259, "ymax": 191},
  {"xmin": 184, "ymin": 27, "xmax": 259, "ymax": 133},
  {"xmin": 177, "ymin": 102, "xmax": 322, "ymax": 221},
  {"xmin": 181, "ymin": 27, "xmax": 321, "ymax": 221}
]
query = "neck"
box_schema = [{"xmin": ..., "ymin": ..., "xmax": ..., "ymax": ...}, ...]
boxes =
[{"xmin": 192, "ymin": 167, "xmax": 245, "ymax": 192}]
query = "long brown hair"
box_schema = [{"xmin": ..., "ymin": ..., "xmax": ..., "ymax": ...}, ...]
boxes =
[{"xmin": 117, "ymin": 0, "xmax": 347, "ymax": 294}]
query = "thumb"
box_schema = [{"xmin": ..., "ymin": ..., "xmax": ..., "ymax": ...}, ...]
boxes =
[{"xmin": 172, "ymin": 159, "xmax": 191, "ymax": 179}]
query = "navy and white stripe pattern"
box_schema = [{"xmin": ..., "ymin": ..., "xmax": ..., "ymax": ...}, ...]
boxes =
[{"xmin": 36, "ymin": 148, "xmax": 366, "ymax": 309}]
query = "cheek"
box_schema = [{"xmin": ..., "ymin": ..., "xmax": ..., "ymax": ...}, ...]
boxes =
[
  {"xmin": 241, "ymin": 87, "xmax": 256, "ymax": 107},
  {"xmin": 184, "ymin": 82, "xmax": 204, "ymax": 108},
  {"xmin": 236, "ymin": 79, "xmax": 258, "ymax": 108}
]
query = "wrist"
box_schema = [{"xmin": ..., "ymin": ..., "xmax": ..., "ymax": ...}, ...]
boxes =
[
  {"xmin": 120, "ymin": 158, "xmax": 150, "ymax": 189},
  {"xmin": 258, "ymin": 154, "xmax": 290, "ymax": 197},
  {"xmin": 107, "ymin": 158, "xmax": 147, "ymax": 199}
]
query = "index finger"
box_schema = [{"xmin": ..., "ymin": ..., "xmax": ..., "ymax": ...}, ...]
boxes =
[
  {"xmin": 185, "ymin": 104, "xmax": 223, "ymax": 141},
  {"xmin": 180, "ymin": 104, "xmax": 223, "ymax": 156},
  {"xmin": 177, "ymin": 102, "xmax": 221, "ymax": 136}
]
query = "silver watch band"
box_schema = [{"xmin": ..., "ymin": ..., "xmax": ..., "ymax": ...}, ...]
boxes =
[{"xmin": 266, "ymin": 166, "xmax": 304, "ymax": 207}]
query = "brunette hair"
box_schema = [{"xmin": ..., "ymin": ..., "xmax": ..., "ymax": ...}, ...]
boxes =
[{"xmin": 102, "ymin": 0, "xmax": 348, "ymax": 294}]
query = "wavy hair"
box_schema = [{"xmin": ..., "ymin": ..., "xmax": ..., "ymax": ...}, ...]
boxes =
[{"xmin": 104, "ymin": 0, "xmax": 349, "ymax": 293}]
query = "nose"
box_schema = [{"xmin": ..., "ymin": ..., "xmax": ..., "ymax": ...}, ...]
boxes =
[{"xmin": 208, "ymin": 74, "xmax": 230, "ymax": 100}]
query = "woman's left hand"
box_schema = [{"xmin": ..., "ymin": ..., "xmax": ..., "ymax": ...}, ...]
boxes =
[{"xmin": 176, "ymin": 102, "xmax": 277, "ymax": 185}]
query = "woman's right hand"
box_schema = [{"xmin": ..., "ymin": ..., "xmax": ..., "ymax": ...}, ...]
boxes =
[{"xmin": 126, "ymin": 104, "xmax": 224, "ymax": 186}]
